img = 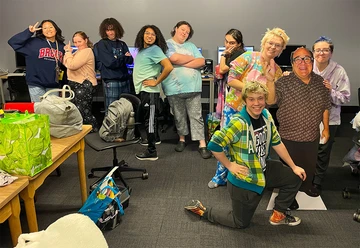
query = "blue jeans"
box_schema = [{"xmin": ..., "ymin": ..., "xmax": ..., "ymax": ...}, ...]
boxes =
[
  {"xmin": 103, "ymin": 80, "xmax": 130, "ymax": 113},
  {"xmin": 28, "ymin": 85, "xmax": 58, "ymax": 102}
]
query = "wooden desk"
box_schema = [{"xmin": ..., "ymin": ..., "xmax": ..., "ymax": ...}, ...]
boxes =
[
  {"xmin": 19, "ymin": 125, "xmax": 92, "ymax": 232},
  {"xmin": 202, "ymin": 77, "xmax": 215, "ymax": 113},
  {"xmin": 0, "ymin": 177, "xmax": 29, "ymax": 246}
]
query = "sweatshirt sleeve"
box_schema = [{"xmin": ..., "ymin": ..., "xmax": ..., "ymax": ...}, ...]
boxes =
[
  {"xmin": 208, "ymin": 117, "xmax": 244, "ymax": 152},
  {"xmin": 122, "ymin": 42, "xmax": 133, "ymax": 65},
  {"xmin": 97, "ymin": 40, "xmax": 120, "ymax": 69},
  {"xmin": 8, "ymin": 29, "xmax": 34, "ymax": 55},
  {"xmin": 64, "ymin": 48, "xmax": 92, "ymax": 70}
]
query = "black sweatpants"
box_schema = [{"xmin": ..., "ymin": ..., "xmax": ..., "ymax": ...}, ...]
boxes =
[
  {"xmin": 139, "ymin": 91, "xmax": 160, "ymax": 153},
  {"xmin": 206, "ymin": 160, "xmax": 301, "ymax": 228}
]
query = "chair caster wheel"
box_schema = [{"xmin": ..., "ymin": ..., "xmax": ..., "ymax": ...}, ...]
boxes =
[
  {"xmin": 142, "ymin": 172, "xmax": 149, "ymax": 180},
  {"xmin": 342, "ymin": 188, "xmax": 351, "ymax": 199}
]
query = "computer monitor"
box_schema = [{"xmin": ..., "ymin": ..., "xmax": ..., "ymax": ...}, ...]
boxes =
[
  {"xmin": 126, "ymin": 46, "xmax": 139, "ymax": 69},
  {"xmin": 274, "ymin": 45, "xmax": 306, "ymax": 68},
  {"xmin": 71, "ymin": 46, "xmax": 78, "ymax": 53},
  {"xmin": 217, "ymin": 46, "xmax": 254, "ymax": 64},
  {"xmin": 197, "ymin": 47, "xmax": 202, "ymax": 54},
  {"xmin": 15, "ymin": 52, "xmax": 26, "ymax": 68}
]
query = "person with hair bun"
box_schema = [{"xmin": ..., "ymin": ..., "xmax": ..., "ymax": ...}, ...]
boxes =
[{"xmin": 63, "ymin": 31, "xmax": 98, "ymax": 131}]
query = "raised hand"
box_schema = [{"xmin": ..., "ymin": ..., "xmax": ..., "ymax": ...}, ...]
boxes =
[
  {"xmin": 29, "ymin": 22, "xmax": 42, "ymax": 33},
  {"xmin": 263, "ymin": 59, "xmax": 276, "ymax": 82},
  {"xmin": 64, "ymin": 41, "xmax": 73, "ymax": 53}
]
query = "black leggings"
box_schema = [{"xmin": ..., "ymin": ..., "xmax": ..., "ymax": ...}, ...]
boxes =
[{"xmin": 68, "ymin": 80, "xmax": 98, "ymax": 132}]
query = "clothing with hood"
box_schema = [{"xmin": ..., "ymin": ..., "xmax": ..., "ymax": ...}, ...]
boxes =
[
  {"xmin": 313, "ymin": 59, "xmax": 350, "ymax": 125},
  {"xmin": 208, "ymin": 107, "xmax": 281, "ymax": 194},
  {"xmin": 8, "ymin": 29, "xmax": 65, "ymax": 89}
]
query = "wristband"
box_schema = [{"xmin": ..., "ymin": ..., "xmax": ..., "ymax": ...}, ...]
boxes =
[{"xmin": 221, "ymin": 54, "xmax": 226, "ymax": 57}]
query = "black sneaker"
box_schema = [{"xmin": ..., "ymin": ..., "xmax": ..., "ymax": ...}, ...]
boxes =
[
  {"xmin": 135, "ymin": 150, "xmax": 158, "ymax": 161},
  {"xmin": 140, "ymin": 139, "xmax": 161, "ymax": 146}
]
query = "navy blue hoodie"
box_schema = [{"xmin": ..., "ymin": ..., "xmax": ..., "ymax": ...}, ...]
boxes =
[
  {"xmin": 8, "ymin": 29, "xmax": 65, "ymax": 88},
  {"xmin": 95, "ymin": 39, "xmax": 133, "ymax": 82}
]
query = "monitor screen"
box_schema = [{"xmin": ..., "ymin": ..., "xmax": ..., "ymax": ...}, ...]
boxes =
[
  {"xmin": 71, "ymin": 46, "xmax": 78, "ymax": 53},
  {"xmin": 126, "ymin": 46, "xmax": 139, "ymax": 69},
  {"xmin": 197, "ymin": 47, "xmax": 202, "ymax": 54},
  {"xmin": 15, "ymin": 52, "xmax": 26, "ymax": 68},
  {"xmin": 274, "ymin": 45, "xmax": 306, "ymax": 67},
  {"xmin": 217, "ymin": 46, "xmax": 254, "ymax": 64}
]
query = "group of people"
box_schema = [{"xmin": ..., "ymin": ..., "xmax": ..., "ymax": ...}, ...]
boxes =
[
  {"xmin": 186, "ymin": 28, "xmax": 350, "ymax": 228},
  {"xmin": 8, "ymin": 19, "xmax": 351, "ymax": 229},
  {"xmin": 8, "ymin": 18, "xmax": 213, "ymax": 161}
]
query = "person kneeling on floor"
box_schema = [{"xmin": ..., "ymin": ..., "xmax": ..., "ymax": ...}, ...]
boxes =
[{"xmin": 185, "ymin": 81, "xmax": 306, "ymax": 228}]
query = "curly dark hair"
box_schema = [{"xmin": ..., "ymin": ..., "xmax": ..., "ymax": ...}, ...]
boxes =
[
  {"xmin": 35, "ymin": 20, "xmax": 65, "ymax": 43},
  {"xmin": 99, "ymin": 18, "xmax": 124, "ymax": 39},
  {"xmin": 170, "ymin": 21, "xmax": 194, "ymax": 41},
  {"xmin": 134, "ymin": 25, "xmax": 168, "ymax": 53}
]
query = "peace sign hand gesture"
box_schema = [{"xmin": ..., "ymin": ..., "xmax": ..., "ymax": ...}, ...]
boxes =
[{"xmin": 29, "ymin": 22, "xmax": 42, "ymax": 33}]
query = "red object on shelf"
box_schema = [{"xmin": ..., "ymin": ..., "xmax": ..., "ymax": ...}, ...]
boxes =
[{"xmin": 3, "ymin": 102, "xmax": 35, "ymax": 113}]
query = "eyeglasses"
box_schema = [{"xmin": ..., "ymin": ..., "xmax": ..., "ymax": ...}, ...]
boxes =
[
  {"xmin": 266, "ymin": 41, "xmax": 283, "ymax": 49},
  {"xmin": 293, "ymin": 56, "xmax": 313, "ymax": 65},
  {"xmin": 314, "ymin": 48, "xmax": 331, "ymax": 54},
  {"xmin": 144, "ymin": 31, "xmax": 156, "ymax": 37}
]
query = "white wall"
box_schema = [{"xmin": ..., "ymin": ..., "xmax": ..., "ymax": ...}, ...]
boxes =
[{"xmin": 0, "ymin": 0, "xmax": 359, "ymax": 105}]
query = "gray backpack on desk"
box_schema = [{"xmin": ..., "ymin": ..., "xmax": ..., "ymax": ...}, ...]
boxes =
[
  {"xmin": 99, "ymin": 98, "xmax": 133, "ymax": 142},
  {"xmin": 34, "ymin": 85, "xmax": 83, "ymax": 138}
]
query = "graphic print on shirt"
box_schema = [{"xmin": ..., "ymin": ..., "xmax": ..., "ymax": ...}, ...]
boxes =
[
  {"xmin": 38, "ymin": 48, "xmax": 64, "ymax": 62},
  {"xmin": 249, "ymin": 116, "xmax": 267, "ymax": 170},
  {"xmin": 112, "ymin": 47, "xmax": 123, "ymax": 58}
]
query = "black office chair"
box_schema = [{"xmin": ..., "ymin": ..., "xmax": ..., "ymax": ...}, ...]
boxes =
[
  {"xmin": 85, "ymin": 93, "xmax": 148, "ymax": 189},
  {"xmin": 7, "ymin": 75, "xmax": 31, "ymax": 102}
]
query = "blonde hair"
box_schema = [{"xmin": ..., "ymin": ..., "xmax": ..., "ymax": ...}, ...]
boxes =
[
  {"xmin": 260, "ymin": 27, "xmax": 290, "ymax": 52},
  {"xmin": 242, "ymin": 81, "xmax": 269, "ymax": 102}
]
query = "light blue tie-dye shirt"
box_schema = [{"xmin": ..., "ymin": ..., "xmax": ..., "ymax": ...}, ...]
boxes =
[{"xmin": 162, "ymin": 39, "xmax": 204, "ymax": 96}]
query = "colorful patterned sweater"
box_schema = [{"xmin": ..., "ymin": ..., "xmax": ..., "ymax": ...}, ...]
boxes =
[{"xmin": 208, "ymin": 107, "xmax": 281, "ymax": 194}]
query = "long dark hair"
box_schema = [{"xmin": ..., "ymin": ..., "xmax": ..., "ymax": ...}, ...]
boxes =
[
  {"xmin": 134, "ymin": 25, "xmax": 168, "ymax": 53},
  {"xmin": 226, "ymin": 29, "xmax": 244, "ymax": 49},
  {"xmin": 99, "ymin": 18, "xmax": 124, "ymax": 39},
  {"xmin": 35, "ymin": 20, "xmax": 65, "ymax": 43},
  {"xmin": 170, "ymin": 21, "xmax": 194, "ymax": 41}
]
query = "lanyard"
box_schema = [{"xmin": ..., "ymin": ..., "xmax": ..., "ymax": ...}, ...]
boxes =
[{"xmin": 46, "ymin": 39, "xmax": 59, "ymax": 67}]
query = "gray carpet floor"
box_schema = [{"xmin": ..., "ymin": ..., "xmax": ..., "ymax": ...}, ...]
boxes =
[{"xmin": 1, "ymin": 113, "xmax": 360, "ymax": 248}]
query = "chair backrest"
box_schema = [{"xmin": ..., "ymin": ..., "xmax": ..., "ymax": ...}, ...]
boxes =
[
  {"xmin": 120, "ymin": 93, "xmax": 141, "ymax": 122},
  {"xmin": 7, "ymin": 76, "xmax": 31, "ymax": 102}
]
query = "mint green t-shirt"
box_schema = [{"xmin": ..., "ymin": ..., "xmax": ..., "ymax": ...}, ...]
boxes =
[{"xmin": 133, "ymin": 45, "xmax": 167, "ymax": 94}]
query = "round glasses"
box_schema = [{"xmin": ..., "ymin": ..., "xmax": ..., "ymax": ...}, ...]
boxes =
[
  {"xmin": 293, "ymin": 56, "xmax": 313, "ymax": 65},
  {"xmin": 314, "ymin": 48, "xmax": 331, "ymax": 54}
]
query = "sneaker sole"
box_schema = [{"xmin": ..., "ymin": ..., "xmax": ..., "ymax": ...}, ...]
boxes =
[
  {"xmin": 140, "ymin": 141, "xmax": 161, "ymax": 146},
  {"xmin": 269, "ymin": 219, "xmax": 301, "ymax": 226},
  {"xmin": 184, "ymin": 200, "xmax": 206, "ymax": 211},
  {"xmin": 135, "ymin": 156, "xmax": 159, "ymax": 161}
]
